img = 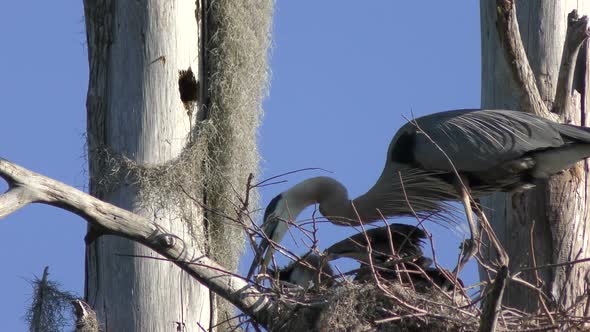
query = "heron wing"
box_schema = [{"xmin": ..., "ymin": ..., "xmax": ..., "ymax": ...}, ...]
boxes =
[{"xmin": 399, "ymin": 109, "xmax": 566, "ymax": 172}]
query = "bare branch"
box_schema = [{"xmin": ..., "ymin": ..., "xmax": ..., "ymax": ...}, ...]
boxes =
[
  {"xmin": 0, "ymin": 186, "xmax": 36, "ymax": 219},
  {"xmin": 554, "ymin": 11, "xmax": 590, "ymax": 117},
  {"xmin": 529, "ymin": 220, "xmax": 555, "ymax": 326},
  {"xmin": 479, "ymin": 265, "xmax": 508, "ymax": 332},
  {"xmin": 0, "ymin": 158, "xmax": 277, "ymax": 327},
  {"xmin": 495, "ymin": 0, "xmax": 555, "ymax": 119}
]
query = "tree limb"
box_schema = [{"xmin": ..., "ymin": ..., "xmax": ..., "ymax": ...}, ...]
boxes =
[
  {"xmin": 0, "ymin": 157, "xmax": 277, "ymax": 328},
  {"xmin": 495, "ymin": 0, "xmax": 555, "ymax": 120},
  {"xmin": 0, "ymin": 186, "xmax": 35, "ymax": 219},
  {"xmin": 554, "ymin": 11, "xmax": 590, "ymax": 118}
]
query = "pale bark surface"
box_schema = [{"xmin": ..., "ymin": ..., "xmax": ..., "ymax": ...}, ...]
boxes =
[
  {"xmin": 84, "ymin": 1, "xmax": 210, "ymax": 330},
  {"xmin": 480, "ymin": 0, "xmax": 590, "ymax": 314}
]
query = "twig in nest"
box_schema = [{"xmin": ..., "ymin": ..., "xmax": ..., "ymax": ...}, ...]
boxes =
[
  {"xmin": 529, "ymin": 220, "xmax": 555, "ymax": 325},
  {"xmin": 351, "ymin": 201, "xmax": 427, "ymax": 315}
]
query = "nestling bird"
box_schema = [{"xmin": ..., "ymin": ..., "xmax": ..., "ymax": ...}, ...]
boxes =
[
  {"xmin": 352, "ymin": 264, "xmax": 462, "ymax": 291},
  {"xmin": 269, "ymin": 253, "xmax": 334, "ymax": 289},
  {"xmin": 248, "ymin": 109, "xmax": 590, "ymax": 278},
  {"xmin": 325, "ymin": 223, "xmax": 461, "ymax": 290},
  {"xmin": 324, "ymin": 223, "xmax": 428, "ymax": 266}
]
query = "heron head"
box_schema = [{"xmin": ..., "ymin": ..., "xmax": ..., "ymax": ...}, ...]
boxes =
[
  {"xmin": 263, "ymin": 193, "xmax": 283, "ymax": 222},
  {"xmin": 247, "ymin": 194, "xmax": 290, "ymax": 279},
  {"xmin": 261, "ymin": 186, "xmax": 319, "ymax": 236},
  {"xmin": 260, "ymin": 193, "xmax": 288, "ymax": 241}
]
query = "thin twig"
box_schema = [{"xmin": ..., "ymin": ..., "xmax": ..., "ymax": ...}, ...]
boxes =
[
  {"xmin": 351, "ymin": 201, "xmax": 427, "ymax": 314},
  {"xmin": 252, "ymin": 168, "xmax": 330, "ymax": 188},
  {"xmin": 529, "ymin": 220, "xmax": 555, "ymax": 325}
]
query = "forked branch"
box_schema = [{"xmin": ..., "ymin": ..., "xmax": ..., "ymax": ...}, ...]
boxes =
[
  {"xmin": 0, "ymin": 158, "xmax": 277, "ymax": 328},
  {"xmin": 496, "ymin": 1, "xmax": 590, "ymax": 120},
  {"xmin": 554, "ymin": 11, "xmax": 590, "ymax": 117},
  {"xmin": 495, "ymin": 0, "xmax": 554, "ymax": 119}
]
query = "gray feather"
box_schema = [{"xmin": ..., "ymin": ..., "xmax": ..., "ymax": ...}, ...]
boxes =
[
  {"xmin": 325, "ymin": 223, "xmax": 426, "ymax": 262},
  {"xmin": 394, "ymin": 109, "xmax": 567, "ymax": 173}
]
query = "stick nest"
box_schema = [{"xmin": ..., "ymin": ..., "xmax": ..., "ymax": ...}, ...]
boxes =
[{"xmin": 267, "ymin": 276, "xmax": 590, "ymax": 331}]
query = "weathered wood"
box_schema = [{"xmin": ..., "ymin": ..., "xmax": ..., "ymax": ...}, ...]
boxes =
[
  {"xmin": 0, "ymin": 158, "xmax": 277, "ymax": 327},
  {"xmin": 494, "ymin": 0, "xmax": 554, "ymax": 119},
  {"xmin": 554, "ymin": 12, "xmax": 590, "ymax": 116},
  {"xmin": 0, "ymin": 186, "xmax": 34, "ymax": 218},
  {"xmin": 481, "ymin": 0, "xmax": 590, "ymax": 315},
  {"xmin": 83, "ymin": 1, "xmax": 209, "ymax": 330}
]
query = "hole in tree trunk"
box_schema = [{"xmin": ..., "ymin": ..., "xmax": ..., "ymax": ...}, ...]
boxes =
[{"xmin": 178, "ymin": 67, "xmax": 199, "ymax": 105}]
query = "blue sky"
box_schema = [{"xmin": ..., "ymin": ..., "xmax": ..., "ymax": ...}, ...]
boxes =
[{"xmin": 0, "ymin": 2, "xmax": 480, "ymax": 330}]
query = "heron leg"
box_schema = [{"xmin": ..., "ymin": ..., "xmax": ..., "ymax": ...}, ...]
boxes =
[
  {"xmin": 473, "ymin": 199, "xmax": 509, "ymax": 267},
  {"xmin": 453, "ymin": 176, "xmax": 480, "ymax": 275}
]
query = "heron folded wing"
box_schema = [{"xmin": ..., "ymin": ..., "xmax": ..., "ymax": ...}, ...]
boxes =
[{"xmin": 395, "ymin": 109, "xmax": 565, "ymax": 173}]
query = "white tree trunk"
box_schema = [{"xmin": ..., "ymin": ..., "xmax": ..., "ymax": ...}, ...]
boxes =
[
  {"xmin": 481, "ymin": 1, "xmax": 590, "ymax": 314},
  {"xmin": 84, "ymin": 1, "xmax": 210, "ymax": 330}
]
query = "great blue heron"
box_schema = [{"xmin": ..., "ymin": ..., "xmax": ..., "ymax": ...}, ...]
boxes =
[
  {"xmin": 352, "ymin": 264, "xmax": 462, "ymax": 291},
  {"xmin": 248, "ymin": 109, "xmax": 590, "ymax": 278},
  {"xmin": 325, "ymin": 224, "xmax": 460, "ymax": 290},
  {"xmin": 271, "ymin": 224, "xmax": 458, "ymax": 290},
  {"xmin": 324, "ymin": 223, "xmax": 428, "ymax": 266}
]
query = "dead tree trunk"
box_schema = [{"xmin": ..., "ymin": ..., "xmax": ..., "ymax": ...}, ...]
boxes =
[
  {"xmin": 84, "ymin": 1, "xmax": 209, "ymax": 330},
  {"xmin": 83, "ymin": 1, "xmax": 272, "ymax": 330},
  {"xmin": 480, "ymin": 0, "xmax": 590, "ymax": 315}
]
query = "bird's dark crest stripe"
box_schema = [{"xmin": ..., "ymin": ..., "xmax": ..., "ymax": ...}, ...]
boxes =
[{"xmin": 264, "ymin": 194, "xmax": 282, "ymax": 222}]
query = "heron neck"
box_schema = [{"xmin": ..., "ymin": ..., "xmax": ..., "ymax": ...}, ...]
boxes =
[
  {"xmin": 344, "ymin": 176, "xmax": 398, "ymax": 225},
  {"xmin": 297, "ymin": 174, "xmax": 396, "ymax": 226},
  {"xmin": 286, "ymin": 167, "xmax": 414, "ymax": 225},
  {"xmin": 289, "ymin": 164, "xmax": 446, "ymax": 226}
]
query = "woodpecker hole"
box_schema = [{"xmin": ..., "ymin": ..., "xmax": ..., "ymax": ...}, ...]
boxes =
[{"xmin": 178, "ymin": 67, "xmax": 199, "ymax": 105}]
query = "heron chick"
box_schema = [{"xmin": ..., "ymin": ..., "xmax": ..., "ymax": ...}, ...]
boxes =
[
  {"xmin": 324, "ymin": 223, "xmax": 427, "ymax": 265},
  {"xmin": 269, "ymin": 253, "xmax": 334, "ymax": 289},
  {"xmin": 325, "ymin": 224, "xmax": 461, "ymax": 290},
  {"xmin": 249, "ymin": 109, "xmax": 590, "ymax": 277}
]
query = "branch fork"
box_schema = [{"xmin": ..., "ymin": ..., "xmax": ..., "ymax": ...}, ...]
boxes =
[{"xmin": 496, "ymin": 1, "xmax": 590, "ymax": 119}]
